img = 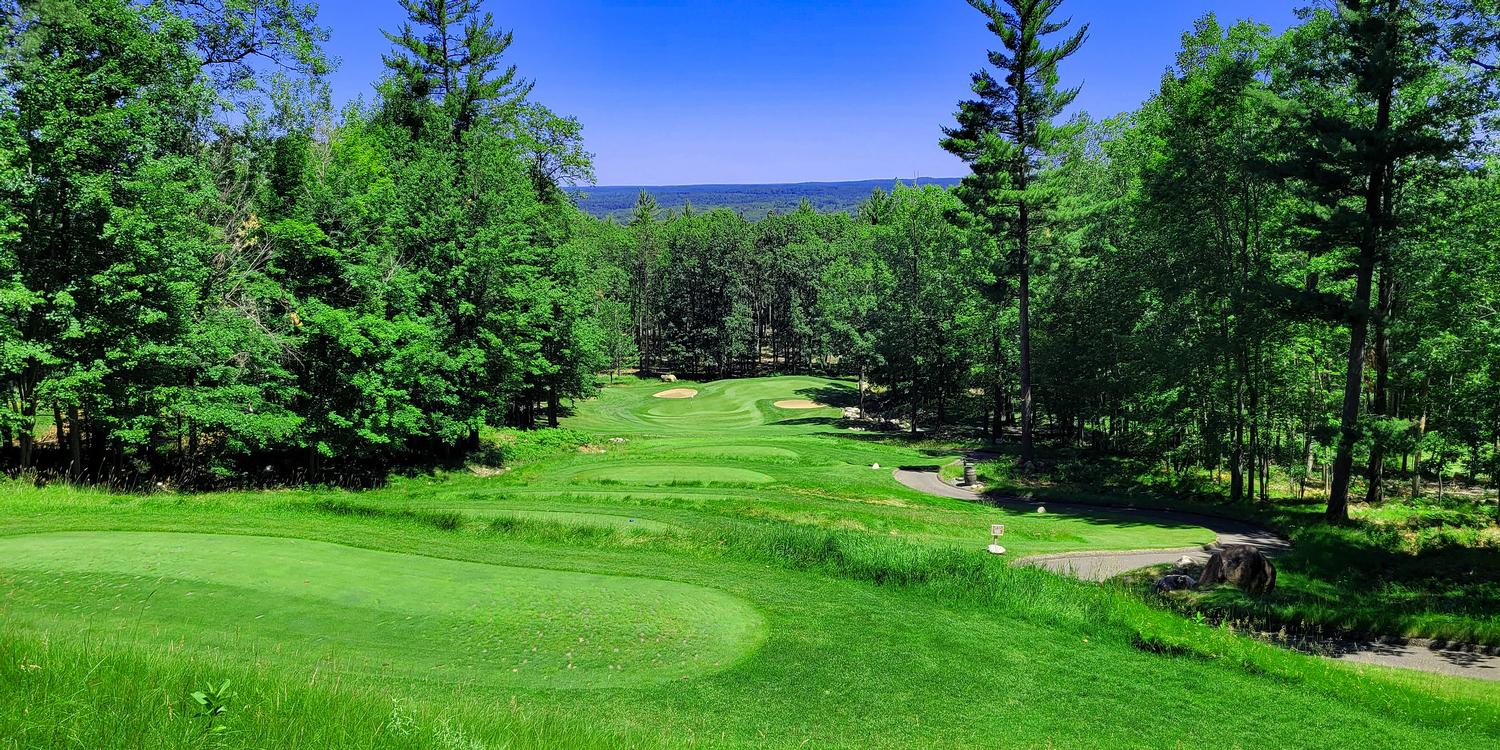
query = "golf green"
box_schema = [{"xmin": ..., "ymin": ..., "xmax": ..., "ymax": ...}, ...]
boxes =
[{"xmin": 0, "ymin": 531, "xmax": 765, "ymax": 688}]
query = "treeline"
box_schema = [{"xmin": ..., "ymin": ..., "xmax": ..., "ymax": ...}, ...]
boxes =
[
  {"xmin": 2, "ymin": 0, "xmax": 1497, "ymax": 515},
  {"xmin": 587, "ymin": 186, "xmax": 989, "ymax": 429},
  {"xmin": 589, "ymin": 2, "xmax": 1500, "ymax": 520},
  {"xmin": 0, "ymin": 0, "xmax": 603, "ymax": 484}
]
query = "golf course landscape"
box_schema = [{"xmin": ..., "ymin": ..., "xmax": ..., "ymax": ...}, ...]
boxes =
[
  {"xmin": 5, "ymin": 0, "xmax": 1500, "ymax": 745},
  {"xmin": 3, "ymin": 376, "xmax": 1497, "ymax": 748}
]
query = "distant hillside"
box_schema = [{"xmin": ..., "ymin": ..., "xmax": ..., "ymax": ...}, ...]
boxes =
[{"xmin": 566, "ymin": 177, "xmax": 963, "ymax": 221}]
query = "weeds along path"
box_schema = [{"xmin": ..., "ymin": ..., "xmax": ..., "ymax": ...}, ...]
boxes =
[{"xmin": 893, "ymin": 464, "xmax": 1500, "ymax": 682}]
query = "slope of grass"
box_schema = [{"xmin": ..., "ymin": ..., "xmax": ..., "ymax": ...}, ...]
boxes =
[
  {"xmin": 1, "ymin": 376, "xmax": 1497, "ymax": 748},
  {"xmin": 968, "ymin": 448, "xmax": 1500, "ymax": 645}
]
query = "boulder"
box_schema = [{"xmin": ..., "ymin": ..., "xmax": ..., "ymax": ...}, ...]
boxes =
[
  {"xmin": 1152, "ymin": 574, "xmax": 1197, "ymax": 593},
  {"xmin": 1198, "ymin": 544, "xmax": 1277, "ymax": 596},
  {"xmin": 660, "ymin": 373, "xmax": 678, "ymax": 383}
]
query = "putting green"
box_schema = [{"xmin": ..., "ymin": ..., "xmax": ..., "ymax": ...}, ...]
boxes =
[
  {"xmin": 0, "ymin": 532, "xmax": 764, "ymax": 688},
  {"xmin": 567, "ymin": 463, "xmax": 775, "ymax": 486}
]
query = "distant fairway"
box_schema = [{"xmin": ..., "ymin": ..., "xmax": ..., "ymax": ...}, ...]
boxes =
[
  {"xmin": 566, "ymin": 463, "xmax": 776, "ymax": 486},
  {"xmin": 3, "ymin": 375, "xmax": 1496, "ymax": 749},
  {"xmin": 572, "ymin": 375, "xmax": 851, "ymax": 434}
]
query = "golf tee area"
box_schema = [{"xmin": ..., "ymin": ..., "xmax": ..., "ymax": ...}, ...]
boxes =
[{"xmin": 2, "ymin": 377, "xmax": 1496, "ymax": 749}]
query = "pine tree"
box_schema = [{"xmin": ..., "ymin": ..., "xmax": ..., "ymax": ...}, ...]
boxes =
[
  {"xmin": 382, "ymin": 0, "xmax": 531, "ymax": 138},
  {"xmin": 941, "ymin": 0, "xmax": 1087, "ymax": 467},
  {"xmin": 1281, "ymin": 0, "xmax": 1495, "ymax": 521}
]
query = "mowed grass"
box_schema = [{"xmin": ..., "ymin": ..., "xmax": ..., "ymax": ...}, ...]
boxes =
[
  {"xmin": 1, "ymin": 531, "xmax": 764, "ymax": 689},
  {"xmin": 2, "ymin": 376, "xmax": 1498, "ymax": 748}
]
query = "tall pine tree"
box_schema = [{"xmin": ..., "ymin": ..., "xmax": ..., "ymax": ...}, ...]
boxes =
[
  {"xmin": 1282, "ymin": 0, "xmax": 1495, "ymax": 520},
  {"xmin": 942, "ymin": 0, "xmax": 1087, "ymax": 466}
]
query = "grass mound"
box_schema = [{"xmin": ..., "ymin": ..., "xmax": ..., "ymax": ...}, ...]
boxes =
[{"xmin": 0, "ymin": 531, "xmax": 765, "ymax": 689}]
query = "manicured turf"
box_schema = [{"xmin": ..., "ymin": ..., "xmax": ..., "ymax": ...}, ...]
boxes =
[
  {"xmin": 1, "ymin": 531, "xmax": 763, "ymax": 689},
  {"xmin": 564, "ymin": 463, "xmax": 777, "ymax": 486},
  {"xmin": 2, "ymin": 376, "xmax": 1497, "ymax": 748}
]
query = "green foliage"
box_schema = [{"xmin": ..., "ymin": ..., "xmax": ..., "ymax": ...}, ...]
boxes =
[
  {"xmin": 189, "ymin": 679, "xmax": 233, "ymax": 733},
  {"xmin": 0, "ymin": 0, "xmax": 604, "ymax": 485}
]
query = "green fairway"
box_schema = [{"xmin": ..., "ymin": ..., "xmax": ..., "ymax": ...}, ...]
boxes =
[
  {"xmin": 2, "ymin": 376, "xmax": 1497, "ymax": 748},
  {"xmin": 564, "ymin": 463, "xmax": 777, "ymax": 486}
]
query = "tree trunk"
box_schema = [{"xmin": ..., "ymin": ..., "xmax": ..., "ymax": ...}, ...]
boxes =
[
  {"xmin": 1231, "ymin": 376, "xmax": 1245, "ymax": 503},
  {"xmin": 1412, "ymin": 408, "xmax": 1427, "ymax": 499},
  {"xmin": 858, "ymin": 365, "xmax": 868, "ymax": 419},
  {"xmin": 1328, "ymin": 254, "xmax": 1376, "ymax": 521},
  {"xmin": 1328, "ymin": 79, "xmax": 1393, "ymax": 523},
  {"xmin": 1365, "ymin": 208, "xmax": 1396, "ymax": 506},
  {"xmin": 1018, "ymin": 204, "xmax": 1035, "ymax": 468},
  {"xmin": 67, "ymin": 405, "xmax": 83, "ymax": 483}
]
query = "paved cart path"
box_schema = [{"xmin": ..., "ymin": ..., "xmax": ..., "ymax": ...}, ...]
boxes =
[{"xmin": 892, "ymin": 465, "xmax": 1500, "ymax": 682}]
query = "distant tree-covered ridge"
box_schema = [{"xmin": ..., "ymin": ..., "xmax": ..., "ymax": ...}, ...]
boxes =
[{"xmin": 566, "ymin": 178, "xmax": 963, "ymax": 221}]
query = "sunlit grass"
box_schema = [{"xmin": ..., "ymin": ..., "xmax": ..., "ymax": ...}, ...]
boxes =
[{"xmin": 1, "ymin": 376, "xmax": 1497, "ymax": 748}]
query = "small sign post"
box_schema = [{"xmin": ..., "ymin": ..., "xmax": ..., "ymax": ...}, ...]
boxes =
[{"xmin": 988, "ymin": 524, "xmax": 1006, "ymax": 555}]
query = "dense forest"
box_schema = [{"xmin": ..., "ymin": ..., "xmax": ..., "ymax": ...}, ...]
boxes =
[{"xmin": 1, "ymin": 0, "xmax": 1497, "ymax": 524}]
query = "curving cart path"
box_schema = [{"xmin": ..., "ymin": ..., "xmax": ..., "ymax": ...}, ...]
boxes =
[{"xmin": 893, "ymin": 465, "xmax": 1500, "ymax": 682}]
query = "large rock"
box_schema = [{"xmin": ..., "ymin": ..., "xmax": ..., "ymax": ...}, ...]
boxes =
[
  {"xmin": 660, "ymin": 373, "xmax": 677, "ymax": 383},
  {"xmin": 1152, "ymin": 574, "xmax": 1197, "ymax": 593},
  {"xmin": 1198, "ymin": 544, "xmax": 1276, "ymax": 596}
]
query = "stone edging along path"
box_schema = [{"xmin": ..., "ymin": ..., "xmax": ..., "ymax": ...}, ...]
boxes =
[{"xmin": 891, "ymin": 465, "xmax": 1500, "ymax": 682}]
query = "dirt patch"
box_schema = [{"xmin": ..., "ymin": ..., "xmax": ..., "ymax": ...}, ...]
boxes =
[
  {"xmin": 774, "ymin": 400, "xmax": 826, "ymax": 410},
  {"xmin": 654, "ymin": 388, "xmax": 699, "ymax": 399}
]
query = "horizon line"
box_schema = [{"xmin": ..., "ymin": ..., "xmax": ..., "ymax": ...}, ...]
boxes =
[{"xmin": 567, "ymin": 176, "xmax": 964, "ymax": 190}]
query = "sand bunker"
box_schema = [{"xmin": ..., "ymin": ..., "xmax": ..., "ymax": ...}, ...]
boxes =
[
  {"xmin": 774, "ymin": 399, "xmax": 825, "ymax": 410},
  {"xmin": 654, "ymin": 388, "xmax": 699, "ymax": 399}
]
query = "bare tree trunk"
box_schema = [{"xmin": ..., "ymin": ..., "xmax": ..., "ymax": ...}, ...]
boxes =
[
  {"xmin": 1412, "ymin": 407, "xmax": 1428, "ymax": 499},
  {"xmin": 1018, "ymin": 204, "xmax": 1035, "ymax": 468},
  {"xmin": 1365, "ymin": 206, "xmax": 1396, "ymax": 506}
]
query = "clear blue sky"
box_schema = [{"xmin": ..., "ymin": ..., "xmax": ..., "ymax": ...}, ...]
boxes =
[{"xmin": 316, "ymin": 1, "xmax": 1299, "ymax": 186}]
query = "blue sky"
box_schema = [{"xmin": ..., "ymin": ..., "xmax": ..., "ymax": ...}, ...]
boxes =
[{"xmin": 316, "ymin": 1, "xmax": 1299, "ymax": 185}]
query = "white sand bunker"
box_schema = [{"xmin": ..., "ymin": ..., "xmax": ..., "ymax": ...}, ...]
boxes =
[
  {"xmin": 774, "ymin": 399, "xmax": 826, "ymax": 410},
  {"xmin": 654, "ymin": 388, "xmax": 699, "ymax": 399}
]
